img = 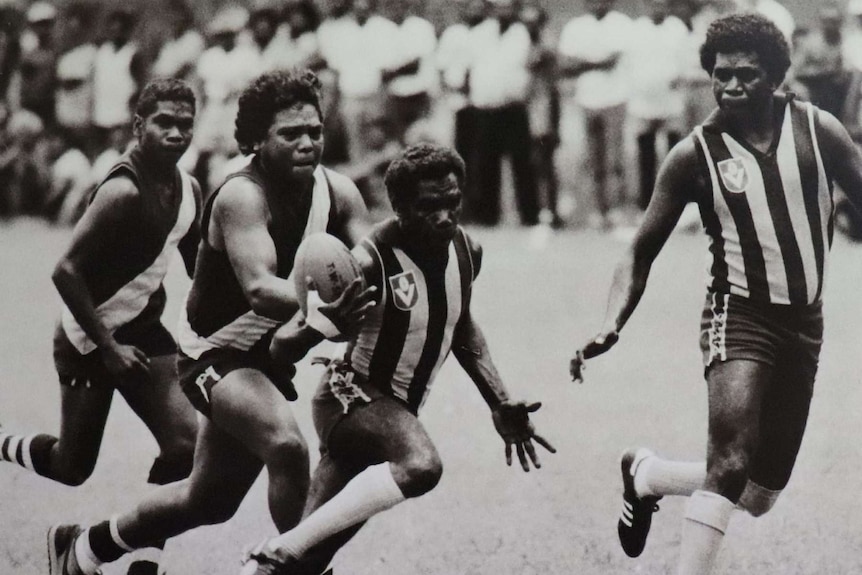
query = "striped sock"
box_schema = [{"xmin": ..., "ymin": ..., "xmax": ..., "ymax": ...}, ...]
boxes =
[
  {"xmin": 0, "ymin": 430, "xmax": 57, "ymax": 476},
  {"xmin": 75, "ymin": 516, "xmax": 138, "ymax": 574}
]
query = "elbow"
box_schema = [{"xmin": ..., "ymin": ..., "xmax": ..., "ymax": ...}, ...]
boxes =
[{"xmin": 51, "ymin": 260, "xmax": 75, "ymax": 291}]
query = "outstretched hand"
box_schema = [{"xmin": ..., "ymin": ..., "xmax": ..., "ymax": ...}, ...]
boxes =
[
  {"xmin": 492, "ymin": 401, "xmax": 556, "ymax": 472},
  {"xmin": 570, "ymin": 330, "xmax": 619, "ymax": 383}
]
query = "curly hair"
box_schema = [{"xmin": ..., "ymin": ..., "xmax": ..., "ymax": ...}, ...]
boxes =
[
  {"xmin": 135, "ymin": 78, "xmax": 196, "ymax": 119},
  {"xmin": 384, "ymin": 143, "xmax": 466, "ymax": 212},
  {"xmin": 234, "ymin": 69, "xmax": 323, "ymax": 156},
  {"xmin": 700, "ymin": 13, "xmax": 791, "ymax": 84}
]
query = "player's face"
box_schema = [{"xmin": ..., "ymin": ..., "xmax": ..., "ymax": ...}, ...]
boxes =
[
  {"xmin": 135, "ymin": 100, "xmax": 194, "ymax": 165},
  {"xmin": 259, "ymin": 103, "xmax": 324, "ymax": 182},
  {"xmin": 711, "ymin": 51, "xmax": 776, "ymax": 112},
  {"xmin": 401, "ymin": 172, "xmax": 462, "ymax": 245}
]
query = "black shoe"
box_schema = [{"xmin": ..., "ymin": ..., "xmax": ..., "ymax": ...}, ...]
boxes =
[
  {"xmin": 127, "ymin": 560, "xmax": 159, "ymax": 575},
  {"xmin": 47, "ymin": 524, "xmax": 87, "ymax": 575},
  {"xmin": 617, "ymin": 448, "xmax": 662, "ymax": 558}
]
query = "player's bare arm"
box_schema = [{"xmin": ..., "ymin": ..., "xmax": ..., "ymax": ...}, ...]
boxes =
[
  {"xmin": 211, "ymin": 178, "xmax": 300, "ymax": 321},
  {"xmin": 572, "ymin": 138, "xmax": 703, "ymax": 380},
  {"xmin": 52, "ymin": 177, "xmax": 151, "ymax": 378},
  {"xmin": 452, "ymin": 311, "xmax": 556, "ymax": 471},
  {"xmin": 325, "ymin": 168, "xmax": 371, "ymax": 246},
  {"xmin": 816, "ymin": 109, "xmax": 862, "ymax": 212},
  {"xmin": 176, "ymin": 176, "xmax": 203, "ymax": 277}
]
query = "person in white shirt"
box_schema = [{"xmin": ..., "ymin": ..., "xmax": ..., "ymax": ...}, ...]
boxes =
[
  {"xmin": 151, "ymin": 2, "xmax": 204, "ymax": 84},
  {"xmin": 281, "ymin": 0, "xmax": 324, "ymax": 71},
  {"xmin": 436, "ymin": 0, "xmax": 487, "ymax": 197},
  {"xmin": 384, "ymin": 0, "xmax": 439, "ymax": 143},
  {"xmin": 317, "ymin": 0, "xmax": 400, "ymax": 162},
  {"xmin": 845, "ymin": 0, "xmax": 862, "ymax": 72},
  {"xmin": 558, "ymin": 0, "xmax": 633, "ymax": 229},
  {"xmin": 624, "ymin": 0, "xmax": 689, "ymax": 210},
  {"xmin": 467, "ymin": 0, "xmax": 539, "ymax": 225},
  {"xmin": 55, "ymin": 3, "xmax": 96, "ymax": 155},
  {"xmin": 92, "ymin": 8, "xmax": 143, "ymax": 143},
  {"xmin": 732, "ymin": 0, "xmax": 794, "ymax": 42}
]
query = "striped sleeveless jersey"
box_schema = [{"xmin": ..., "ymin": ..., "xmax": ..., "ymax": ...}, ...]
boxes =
[
  {"xmin": 179, "ymin": 160, "xmax": 338, "ymax": 358},
  {"xmin": 693, "ymin": 96, "xmax": 834, "ymax": 305},
  {"xmin": 346, "ymin": 221, "xmax": 479, "ymax": 414}
]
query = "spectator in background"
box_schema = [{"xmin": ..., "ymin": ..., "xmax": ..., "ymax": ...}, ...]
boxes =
[
  {"xmin": 436, "ymin": 0, "xmax": 486, "ymax": 202},
  {"xmin": 2, "ymin": 109, "xmax": 51, "ymax": 217},
  {"xmin": 19, "ymin": 1, "xmax": 58, "ymax": 128},
  {"xmin": 247, "ymin": 0, "xmax": 289, "ymax": 74},
  {"xmin": 732, "ymin": 0, "xmax": 794, "ymax": 42},
  {"xmin": 281, "ymin": 0, "xmax": 324, "ymax": 70},
  {"xmin": 793, "ymin": 2, "xmax": 848, "ymax": 117},
  {"xmin": 193, "ymin": 5, "xmax": 257, "ymax": 193},
  {"xmin": 92, "ymin": 7, "xmax": 142, "ymax": 149},
  {"xmin": 558, "ymin": 0, "xmax": 632, "ymax": 229},
  {"xmin": 0, "ymin": 5, "xmax": 23, "ymax": 110},
  {"xmin": 624, "ymin": 0, "xmax": 688, "ymax": 211},
  {"xmin": 317, "ymin": 0, "xmax": 399, "ymax": 163},
  {"xmin": 151, "ymin": 2, "xmax": 204, "ymax": 84},
  {"xmin": 468, "ymin": 0, "xmax": 538, "ymax": 226},
  {"xmin": 55, "ymin": 2, "xmax": 96, "ymax": 155},
  {"xmin": 384, "ymin": 0, "xmax": 438, "ymax": 144},
  {"xmin": 521, "ymin": 2, "xmax": 562, "ymax": 230},
  {"xmin": 42, "ymin": 130, "xmax": 91, "ymax": 225},
  {"xmin": 845, "ymin": 0, "xmax": 862, "ymax": 72}
]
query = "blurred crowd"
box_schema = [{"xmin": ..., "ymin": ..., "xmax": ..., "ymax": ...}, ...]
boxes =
[{"xmin": 1, "ymin": 0, "xmax": 861, "ymax": 231}]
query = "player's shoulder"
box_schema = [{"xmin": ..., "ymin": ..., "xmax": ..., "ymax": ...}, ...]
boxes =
[
  {"xmin": 457, "ymin": 227, "xmax": 483, "ymax": 279},
  {"xmin": 91, "ymin": 172, "xmax": 141, "ymax": 212},
  {"xmin": 211, "ymin": 173, "xmax": 268, "ymax": 222},
  {"xmin": 323, "ymin": 166, "xmax": 362, "ymax": 200}
]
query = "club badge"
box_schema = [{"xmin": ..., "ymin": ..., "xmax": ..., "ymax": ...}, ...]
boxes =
[
  {"xmin": 717, "ymin": 158, "xmax": 749, "ymax": 194},
  {"xmin": 389, "ymin": 271, "xmax": 419, "ymax": 311}
]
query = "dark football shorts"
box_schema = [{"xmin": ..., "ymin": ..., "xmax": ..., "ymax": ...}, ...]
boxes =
[
  {"xmin": 54, "ymin": 320, "xmax": 176, "ymax": 388},
  {"xmin": 699, "ymin": 291, "xmax": 823, "ymax": 376},
  {"xmin": 311, "ymin": 358, "xmax": 386, "ymax": 454},
  {"xmin": 178, "ymin": 342, "xmax": 298, "ymax": 418}
]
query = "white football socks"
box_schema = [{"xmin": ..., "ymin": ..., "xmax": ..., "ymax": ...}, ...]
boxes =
[
  {"xmin": 634, "ymin": 454, "xmax": 706, "ymax": 498},
  {"xmin": 267, "ymin": 463, "xmax": 406, "ymax": 561},
  {"xmin": 677, "ymin": 490, "xmax": 735, "ymax": 575}
]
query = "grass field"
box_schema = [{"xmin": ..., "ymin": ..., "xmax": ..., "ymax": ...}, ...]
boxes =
[{"xmin": 1, "ymin": 218, "xmax": 861, "ymax": 575}]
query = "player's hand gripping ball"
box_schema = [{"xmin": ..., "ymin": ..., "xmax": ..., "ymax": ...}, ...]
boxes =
[
  {"xmin": 294, "ymin": 233, "xmax": 364, "ymax": 315},
  {"xmin": 293, "ymin": 233, "xmax": 370, "ymax": 339}
]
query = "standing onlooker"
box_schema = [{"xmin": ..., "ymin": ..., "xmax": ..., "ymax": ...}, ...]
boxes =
[
  {"xmin": 793, "ymin": 2, "xmax": 849, "ymax": 118},
  {"xmin": 92, "ymin": 7, "xmax": 143, "ymax": 149},
  {"xmin": 55, "ymin": 2, "xmax": 97, "ymax": 155},
  {"xmin": 150, "ymin": 2, "xmax": 204, "ymax": 84},
  {"xmin": 19, "ymin": 1, "xmax": 58, "ymax": 127},
  {"xmin": 558, "ymin": 0, "xmax": 632, "ymax": 229},
  {"xmin": 624, "ymin": 0, "xmax": 688, "ymax": 211},
  {"xmin": 521, "ymin": 2, "xmax": 562, "ymax": 229},
  {"xmin": 281, "ymin": 0, "xmax": 324, "ymax": 70},
  {"xmin": 384, "ymin": 0, "xmax": 439, "ymax": 143},
  {"xmin": 845, "ymin": 0, "xmax": 862, "ymax": 72},
  {"xmin": 732, "ymin": 0, "xmax": 794, "ymax": 42},
  {"xmin": 0, "ymin": 5, "xmax": 23, "ymax": 110},
  {"xmin": 317, "ymin": 0, "xmax": 399, "ymax": 163},
  {"xmin": 246, "ymin": 1, "xmax": 288, "ymax": 74},
  {"xmin": 467, "ymin": 0, "xmax": 538, "ymax": 226},
  {"xmin": 2, "ymin": 110, "xmax": 51, "ymax": 217},
  {"xmin": 436, "ymin": 0, "xmax": 487, "ymax": 202}
]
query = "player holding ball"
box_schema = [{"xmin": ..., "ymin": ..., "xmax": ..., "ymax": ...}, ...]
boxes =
[{"xmin": 241, "ymin": 142, "xmax": 556, "ymax": 575}]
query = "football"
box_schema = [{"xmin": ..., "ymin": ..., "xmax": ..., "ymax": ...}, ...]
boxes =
[{"xmin": 293, "ymin": 232, "xmax": 364, "ymax": 315}]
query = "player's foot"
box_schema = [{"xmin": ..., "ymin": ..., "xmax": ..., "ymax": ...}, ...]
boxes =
[
  {"xmin": 617, "ymin": 448, "xmax": 662, "ymax": 558},
  {"xmin": 47, "ymin": 523, "xmax": 91, "ymax": 575}
]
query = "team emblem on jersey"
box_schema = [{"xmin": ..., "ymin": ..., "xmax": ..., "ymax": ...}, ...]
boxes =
[
  {"xmin": 389, "ymin": 271, "xmax": 419, "ymax": 311},
  {"xmin": 717, "ymin": 158, "xmax": 749, "ymax": 194}
]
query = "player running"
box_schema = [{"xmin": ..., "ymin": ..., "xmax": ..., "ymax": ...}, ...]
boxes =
[
  {"xmin": 570, "ymin": 14, "xmax": 862, "ymax": 575},
  {"xmin": 44, "ymin": 68, "xmax": 375, "ymax": 575},
  {"xmin": 0, "ymin": 78, "xmax": 201, "ymax": 575},
  {"xmin": 240, "ymin": 143, "xmax": 556, "ymax": 575}
]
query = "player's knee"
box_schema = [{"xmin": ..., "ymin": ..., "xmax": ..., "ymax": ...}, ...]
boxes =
[
  {"xmin": 264, "ymin": 431, "xmax": 309, "ymax": 466},
  {"xmin": 396, "ymin": 452, "xmax": 443, "ymax": 498},
  {"xmin": 54, "ymin": 457, "xmax": 97, "ymax": 486},
  {"xmin": 737, "ymin": 481, "xmax": 782, "ymax": 517},
  {"xmin": 707, "ymin": 449, "xmax": 750, "ymax": 499},
  {"xmin": 185, "ymin": 486, "xmax": 242, "ymax": 526}
]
